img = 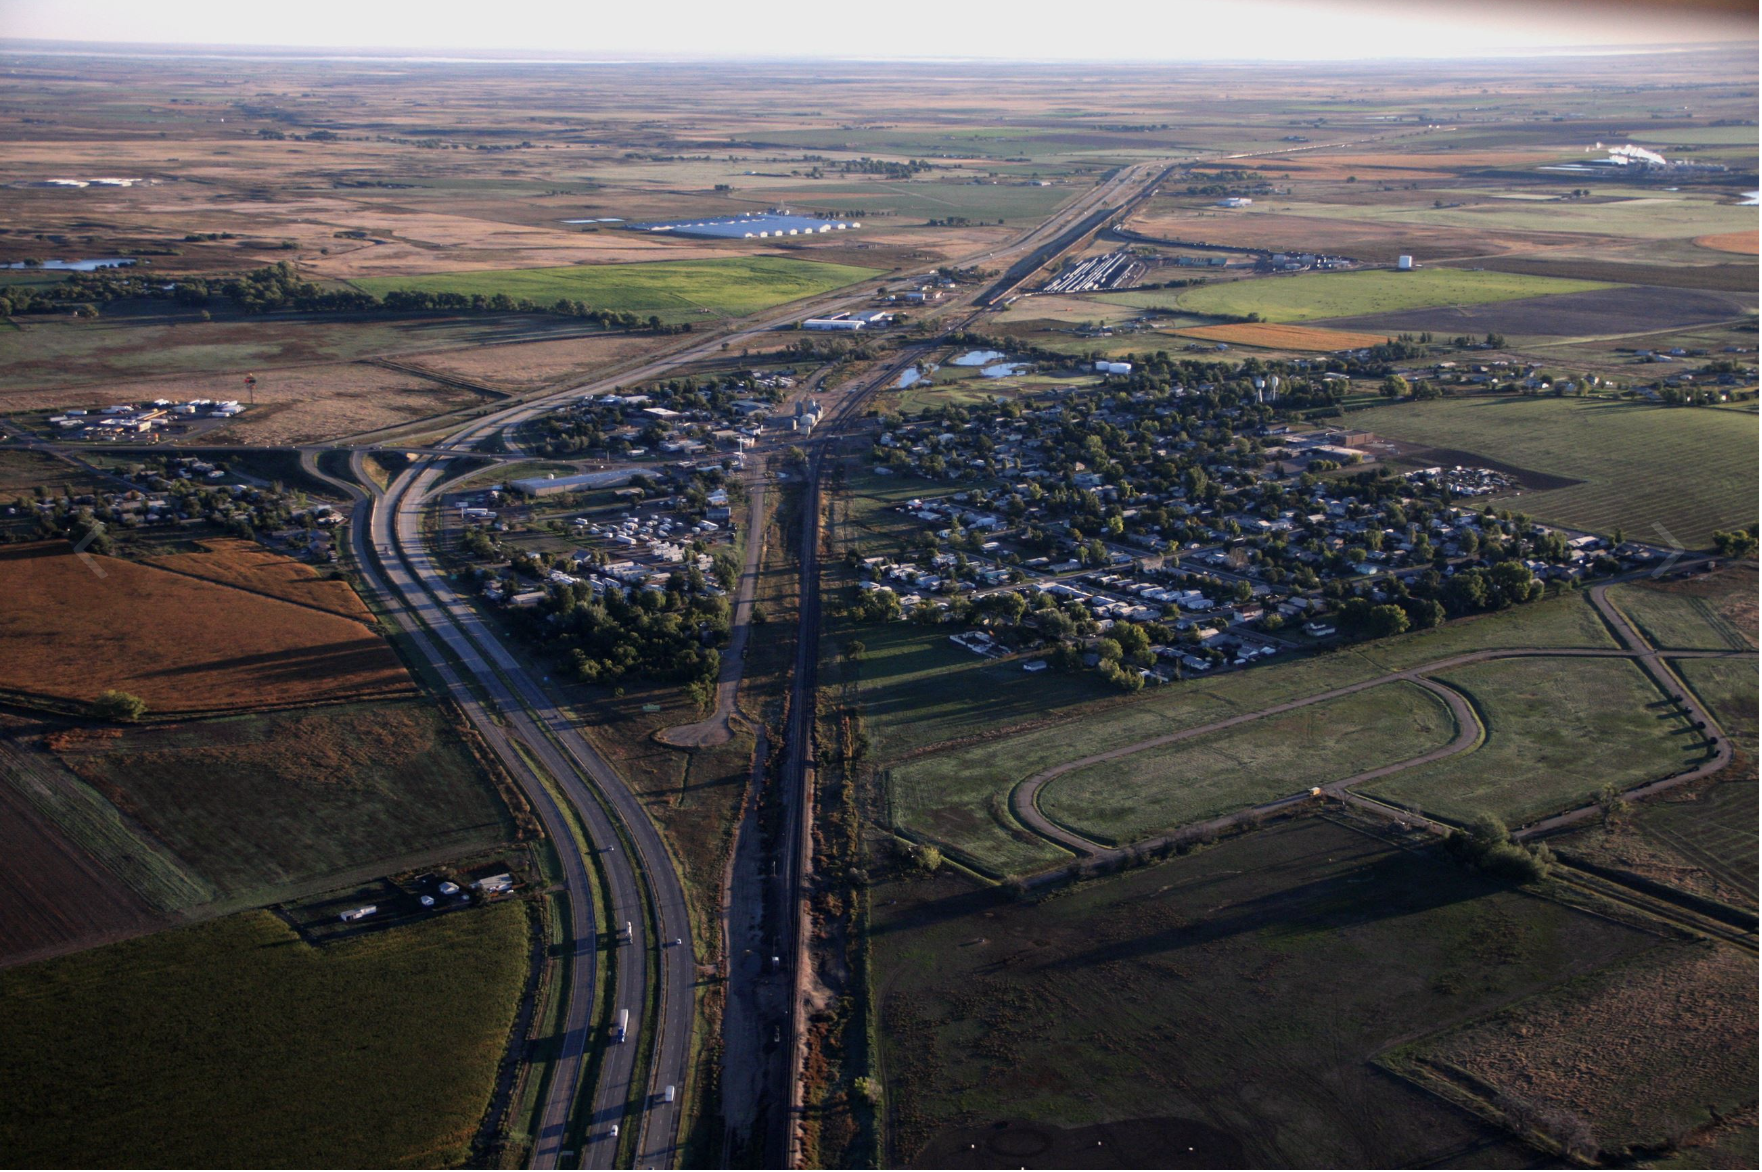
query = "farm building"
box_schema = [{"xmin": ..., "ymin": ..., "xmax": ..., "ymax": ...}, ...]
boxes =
[{"xmin": 803, "ymin": 312, "xmax": 865, "ymax": 331}]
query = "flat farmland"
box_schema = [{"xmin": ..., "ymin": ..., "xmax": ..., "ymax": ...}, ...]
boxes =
[
  {"xmin": 1610, "ymin": 573, "xmax": 1756, "ymax": 651},
  {"xmin": 1038, "ymin": 681, "xmax": 1455, "ymax": 844},
  {"xmin": 1385, "ymin": 943, "xmax": 1756, "ymax": 1161},
  {"xmin": 1287, "ymin": 192, "xmax": 1758, "ymax": 242},
  {"xmin": 47, "ymin": 700, "xmax": 518, "ymax": 911},
  {"xmin": 1173, "ymin": 321, "xmax": 1393, "ymax": 351},
  {"xmin": 876, "ymin": 817, "xmax": 1654, "ymax": 1169},
  {"xmin": 351, "ymin": 255, "xmax": 882, "ymax": 319},
  {"xmin": 1352, "ymin": 395, "xmax": 1759, "ymax": 546},
  {"xmin": 0, "ymin": 543, "xmax": 413, "ymax": 715},
  {"xmin": 142, "ymin": 537, "xmax": 381, "ymax": 620},
  {"xmin": 1102, "ymin": 268, "xmax": 1612, "ymax": 323},
  {"xmin": 0, "ymin": 309, "xmax": 563, "ymax": 396},
  {"xmin": 0, "ymin": 751, "xmax": 163, "ymax": 968},
  {"xmin": 1696, "ymin": 231, "xmax": 1759, "ymax": 256},
  {"xmin": 1125, "ymin": 205, "xmax": 1585, "ymax": 263},
  {"xmin": 1318, "ymin": 283, "xmax": 1755, "ymax": 339},
  {"xmin": 0, "ymin": 904, "xmax": 530, "ymax": 1167},
  {"xmin": 409, "ymin": 332, "xmax": 668, "ymax": 392},
  {"xmin": 1362, "ymin": 656, "xmax": 1695, "ymax": 826}
]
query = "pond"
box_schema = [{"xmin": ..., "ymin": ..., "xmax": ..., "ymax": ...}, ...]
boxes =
[
  {"xmin": 949, "ymin": 350, "xmax": 1006, "ymax": 366},
  {"xmin": 4, "ymin": 257, "xmax": 138, "ymax": 271}
]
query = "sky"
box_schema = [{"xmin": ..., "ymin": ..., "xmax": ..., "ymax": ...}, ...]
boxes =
[{"xmin": 0, "ymin": 0, "xmax": 1755, "ymax": 61}]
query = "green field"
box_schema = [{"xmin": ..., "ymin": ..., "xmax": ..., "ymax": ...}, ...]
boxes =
[
  {"xmin": 1363, "ymin": 656, "xmax": 1698, "ymax": 825},
  {"xmin": 1352, "ymin": 395, "xmax": 1759, "ymax": 546},
  {"xmin": 877, "ymin": 594, "xmax": 1613, "ymax": 874},
  {"xmin": 1610, "ymin": 580, "xmax": 1756, "ymax": 651},
  {"xmin": 1677, "ymin": 655, "xmax": 1760, "ymax": 753},
  {"xmin": 0, "ymin": 904, "xmax": 529, "ymax": 1167},
  {"xmin": 44, "ymin": 701, "xmax": 517, "ymax": 913},
  {"xmin": 1039, "ymin": 681, "xmax": 1455, "ymax": 844},
  {"xmin": 875, "ymin": 817, "xmax": 1653, "ymax": 1168},
  {"xmin": 352, "ymin": 256, "xmax": 881, "ymax": 319},
  {"xmin": 1094, "ymin": 268, "xmax": 1612, "ymax": 323}
]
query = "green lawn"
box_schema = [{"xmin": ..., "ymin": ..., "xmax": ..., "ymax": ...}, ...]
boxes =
[
  {"xmin": 1675, "ymin": 655, "xmax": 1759, "ymax": 752},
  {"xmin": 1352, "ymin": 395, "xmax": 1759, "ymax": 547},
  {"xmin": 47, "ymin": 701, "xmax": 517, "ymax": 914},
  {"xmin": 1350, "ymin": 590, "xmax": 1618, "ymax": 671},
  {"xmin": 1610, "ymin": 580, "xmax": 1756, "ymax": 651},
  {"xmin": 352, "ymin": 255, "xmax": 881, "ymax": 319},
  {"xmin": 1095, "ymin": 268, "xmax": 1612, "ymax": 323},
  {"xmin": 0, "ymin": 904, "xmax": 530, "ymax": 1168},
  {"xmin": 1040, "ymin": 681, "xmax": 1455, "ymax": 844},
  {"xmin": 1363, "ymin": 656, "xmax": 1700, "ymax": 825}
]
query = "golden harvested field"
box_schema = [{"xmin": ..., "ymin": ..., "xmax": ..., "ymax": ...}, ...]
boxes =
[
  {"xmin": 0, "ymin": 543, "xmax": 413, "ymax": 715},
  {"xmin": 1248, "ymin": 148, "xmax": 1568, "ymax": 182},
  {"xmin": 411, "ymin": 332, "xmax": 667, "ymax": 392},
  {"xmin": 1696, "ymin": 230, "xmax": 1760, "ymax": 255},
  {"xmin": 140, "ymin": 538, "xmax": 376, "ymax": 620},
  {"xmin": 1178, "ymin": 321, "xmax": 1393, "ymax": 350}
]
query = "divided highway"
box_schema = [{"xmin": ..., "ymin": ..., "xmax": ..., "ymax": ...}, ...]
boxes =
[{"xmin": 324, "ymin": 156, "xmax": 1177, "ymax": 1169}]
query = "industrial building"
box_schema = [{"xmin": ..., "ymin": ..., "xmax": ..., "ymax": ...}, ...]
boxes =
[
  {"xmin": 510, "ymin": 469, "xmax": 638, "ymax": 498},
  {"xmin": 803, "ymin": 312, "xmax": 865, "ymax": 331}
]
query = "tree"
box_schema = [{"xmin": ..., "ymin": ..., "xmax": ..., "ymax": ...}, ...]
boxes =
[
  {"xmin": 914, "ymin": 843, "xmax": 943, "ymax": 873},
  {"xmin": 90, "ymin": 690, "xmax": 147, "ymax": 722},
  {"xmin": 1380, "ymin": 374, "xmax": 1410, "ymax": 399},
  {"xmin": 1714, "ymin": 528, "xmax": 1758, "ymax": 558}
]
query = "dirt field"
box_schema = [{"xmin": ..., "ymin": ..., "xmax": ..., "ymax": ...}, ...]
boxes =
[
  {"xmin": 1318, "ymin": 284, "xmax": 1756, "ymax": 339},
  {"xmin": 140, "ymin": 538, "xmax": 377, "ymax": 620},
  {"xmin": 1460, "ymin": 256, "xmax": 1761, "ymax": 293},
  {"xmin": 1175, "ymin": 321, "xmax": 1393, "ymax": 350},
  {"xmin": 1392, "ymin": 942, "xmax": 1757, "ymax": 1159},
  {"xmin": 0, "ymin": 543, "xmax": 412, "ymax": 715},
  {"xmin": 1693, "ymin": 231, "xmax": 1759, "ymax": 256},
  {"xmin": 410, "ymin": 332, "xmax": 665, "ymax": 392},
  {"xmin": 0, "ymin": 752, "xmax": 162, "ymax": 968},
  {"xmin": 1126, "ymin": 207, "xmax": 1587, "ymax": 263}
]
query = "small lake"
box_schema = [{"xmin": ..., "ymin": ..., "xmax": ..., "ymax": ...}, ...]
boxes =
[
  {"xmin": 981, "ymin": 363, "xmax": 1028, "ymax": 378},
  {"xmin": 950, "ymin": 350, "xmax": 1006, "ymax": 366},
  {"xmin": 1742, "ymin": 191, "xmax": 1759, "ymax": 207},
  {"xmin": 896, "ymin": 364, "xmax": 938, "ymax": 389},
  {"xmin": 4, "ymin": 257, "xmax": 138, "ymax": 271}
]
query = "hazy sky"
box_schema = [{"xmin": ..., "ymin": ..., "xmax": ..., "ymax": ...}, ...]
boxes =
[{"xmin": 0, "ymin": 0, "xmax": 1754, "ymax": 60}]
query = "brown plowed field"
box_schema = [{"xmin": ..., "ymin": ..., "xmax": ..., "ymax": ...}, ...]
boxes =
[
  {"xmin": 140, "ymin": 538, "xmax": 374, "ymax": 620},
  {"xmin": 1695, "ymin": 231, "xmax": 1759, "ymax": 256},
  {"xmin": 1178, "ymin": 322, "xmax": 1393, "ymax": 351},
  {"xmin": 0, "ymin": 754, "xmax": 162, "ymax": 968},
  {"xmin": 0, "ymin": 543, "xmax": 413, "ymax": 715}
]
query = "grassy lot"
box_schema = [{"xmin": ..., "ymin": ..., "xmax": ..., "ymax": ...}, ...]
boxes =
[
  {"xmin": 0, "ymin": 904, "xmax": 529, "ymax": 1168},
  {"xmin": 1677, "ymin": 655, "xmax": 1759, "ymax": 753},
  {"xmin": 1384, "ymin": 942, "xmax": 1756, "ymax": 1159},
  {"xmin": 1363, "ymin": 656, "xmax": 1697, "ymax": 826},
  {"xmin": 1610, "ymin": 576, "xmax": 1756, "ymax": 651},
  {"xmin": 746, "ymin": 178, "xmax": 1076, "ymax": 224},
  {"xmin": 352, "ymin": 256, "xmax": 880, "ymax": 320},
  {"xmin": 877, "ymin": 593, "xmax": 1612, "ymax": 874},
  {"xmin": 0, "ymin": 448, "xmax": 105, "ymax": 498},
  {"xmin": 46, "ymin": 701, "xmax": 518, "ymax": 913},
  {"xmin": 1352, "ymin": 395, "xmax": 1759, "ymax": 547},
  {"xmin": 1039, "ymin": 681, "xmax": 1455, "ymax": 844},
  {"xmin": 1350, "ymin": 590, "xmax": 1618, "ymax": 670},
  {"xmin": 1094, "ymin": 268, "xmax": 1611, "ymax": 323},
  {"xmin": 874, "ymin": 817, "xmax": 1654, "ymax": 1168}
]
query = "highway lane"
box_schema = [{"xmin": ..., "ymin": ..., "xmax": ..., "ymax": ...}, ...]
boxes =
[
  {"xmin": 354, "ymin": 156, "xmax": 1175, "ymax": 1169},
  {"xmin": 305, "ymin": 449, "xmax": 603, "ymax": 1169}
]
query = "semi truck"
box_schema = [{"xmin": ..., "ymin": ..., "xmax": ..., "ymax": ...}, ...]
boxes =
[{"xmin": 613, "ymin": 1008, "xmax": 629, "ymax": 1044}]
